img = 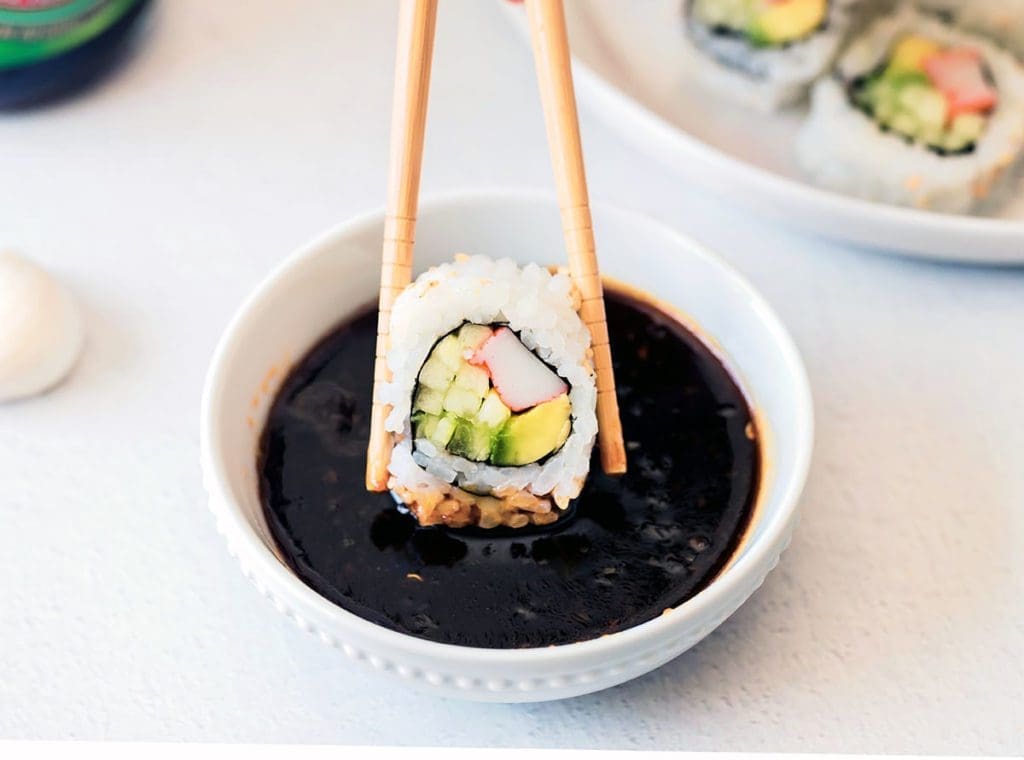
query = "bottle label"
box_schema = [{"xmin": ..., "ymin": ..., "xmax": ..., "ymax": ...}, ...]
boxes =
[{"xmin": 0, "ymin": 0, "xmax": 139, "ymax": 70}]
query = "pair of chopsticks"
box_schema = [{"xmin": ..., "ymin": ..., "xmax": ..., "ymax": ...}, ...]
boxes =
[{"xmin": 366, "ymin": 0, "xmax": 626, "ymax": 492}]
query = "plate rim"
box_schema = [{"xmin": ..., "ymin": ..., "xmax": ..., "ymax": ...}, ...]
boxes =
[{"xmin": 497, "ymin": 0, "xmax": 1024, "ymax": 264}]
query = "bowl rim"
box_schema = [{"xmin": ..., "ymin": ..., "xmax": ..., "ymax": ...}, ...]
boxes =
[{"xmin": 200, "ymin": 186, "xmax": 815, "ymax": 666}]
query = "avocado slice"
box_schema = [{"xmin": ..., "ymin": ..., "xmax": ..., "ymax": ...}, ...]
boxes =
[
  {"xmin": 491, "ymin": 394, "xmax": 571, "ymax": 467},
  {"xmin": 749, "ymin": 0, "xmax": 826, "ymax": 47},
  {"xmin": 887, "ymin": 35, "xmax": 942, "ymax": 75}
]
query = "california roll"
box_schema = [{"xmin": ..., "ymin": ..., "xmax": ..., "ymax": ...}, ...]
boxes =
[
  {"xmin": 683, "ymin": 0, "xmax": 864, "ymax": 111},
  {"xmin": 380, "ymin": 255, "xmax": 598, "ymax": 530},
  {"xmin": 797, "ymin": 7, "xmax": 1024, "ymax": 213}
]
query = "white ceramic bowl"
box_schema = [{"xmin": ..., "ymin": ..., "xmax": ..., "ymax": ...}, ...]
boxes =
[{"xmin": 200, "ymin": 189, "xmax": 814, "ymax": 702}]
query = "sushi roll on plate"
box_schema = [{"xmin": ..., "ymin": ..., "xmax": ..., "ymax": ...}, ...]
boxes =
[
  {"xmin": 797, "ymin": 7, "xmax": 1024, "ymax": 214},
  {"xmin": 915, "ymin": 0, "xmax": 1024, "ymax": 60},
  {"xmin": 379, "ymin": 254, "xmax": 598, "ymax": 530},
  {"xmin": 683, "ymin": 0, "xmax": 865, "ymax": 111}
]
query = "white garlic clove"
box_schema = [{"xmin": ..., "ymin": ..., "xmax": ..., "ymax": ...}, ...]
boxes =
[{"xmin": 0, "ymin": 251, "xmax": 85, "ymax": 403}]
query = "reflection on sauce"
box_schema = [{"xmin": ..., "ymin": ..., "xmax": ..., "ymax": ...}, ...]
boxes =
[{"xmin": 258, "ymin": 292, "xmax": 759, "ymax": 648}]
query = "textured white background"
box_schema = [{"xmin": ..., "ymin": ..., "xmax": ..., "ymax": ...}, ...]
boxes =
[{"xmin": 1, "ymin": 0, "xmax": 1022, "ymax": 753}]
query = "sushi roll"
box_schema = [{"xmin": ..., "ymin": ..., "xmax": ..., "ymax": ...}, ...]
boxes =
[
  {"xmin": 380, "ymin": 255, "xmax": 598, "ymax": 530},
  {"xmin": 683, "ymin": 0, "xmax": 865, "ymax": 111},
  {"xmin": 915, "ymin": 1, "xmax": 1024, "ymax": 60},
  {"xmin": 796, "ymin": 7, "xmax": 1024, "ymax": 213}
]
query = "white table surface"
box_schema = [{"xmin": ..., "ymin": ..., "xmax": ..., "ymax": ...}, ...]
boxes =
[{"xmin": 1, "ymin": 0, "xmax": 1021, "ymax": 753}]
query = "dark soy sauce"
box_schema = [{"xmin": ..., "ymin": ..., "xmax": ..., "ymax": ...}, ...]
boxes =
[{"xmin": 258, "ymin": 292, "xmax": 760, "ymax": 648}]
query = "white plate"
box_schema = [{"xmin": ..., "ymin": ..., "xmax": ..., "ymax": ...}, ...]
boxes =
[
  {"xmin": 200, "ymin": 189, "xmax": 813, "ymax": 702},
  {"xmin": 499, "ymin": 0, "xmax": 1024, "ymax": 264}
]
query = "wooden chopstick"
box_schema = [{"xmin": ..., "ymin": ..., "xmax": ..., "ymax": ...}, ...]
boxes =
[
  {"xmin": 524, "ymin": 0, "xmax": 627, "ymax": 475},
  {"xmin": 367, "ymin": 0, "xmax": 626, "ymax": 490},
  {"xmin": 366, "ymin": 0, "xmax": 439, "ymax": 492}
]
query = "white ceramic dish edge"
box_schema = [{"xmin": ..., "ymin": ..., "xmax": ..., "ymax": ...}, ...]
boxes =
[
  {"xmin": 200, "ymin": 188, "xmax": 814, "ymax": 702},
  {"xmin": 499, "ymin": 1, "xmax": 1024, "ymax": 265}
]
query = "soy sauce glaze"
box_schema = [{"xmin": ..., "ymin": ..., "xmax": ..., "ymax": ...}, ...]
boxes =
[{"xmin": 258, "ymin": 291, "xmax": 760, "ymax": 648}]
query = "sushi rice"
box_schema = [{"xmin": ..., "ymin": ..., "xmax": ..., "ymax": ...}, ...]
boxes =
[
  {"xmin": 683, "ymin": 0, "xmax": 867, "ymax": 111},
  {"xmin": 797, "ymin": 6, "xmax": 1024, "ymax": 214},
  {"xmin": 381, "ymin": 254, "xmax": 598, "ymax": 529},
  {"xmin": 915, "ymin": 0, "xmax": 1024, "ymax": 59}
]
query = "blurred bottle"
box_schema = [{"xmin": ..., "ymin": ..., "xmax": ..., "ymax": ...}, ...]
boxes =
[{"xmin": 0, "ymin": 0, "xmax": 151, "ymax": 109}]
